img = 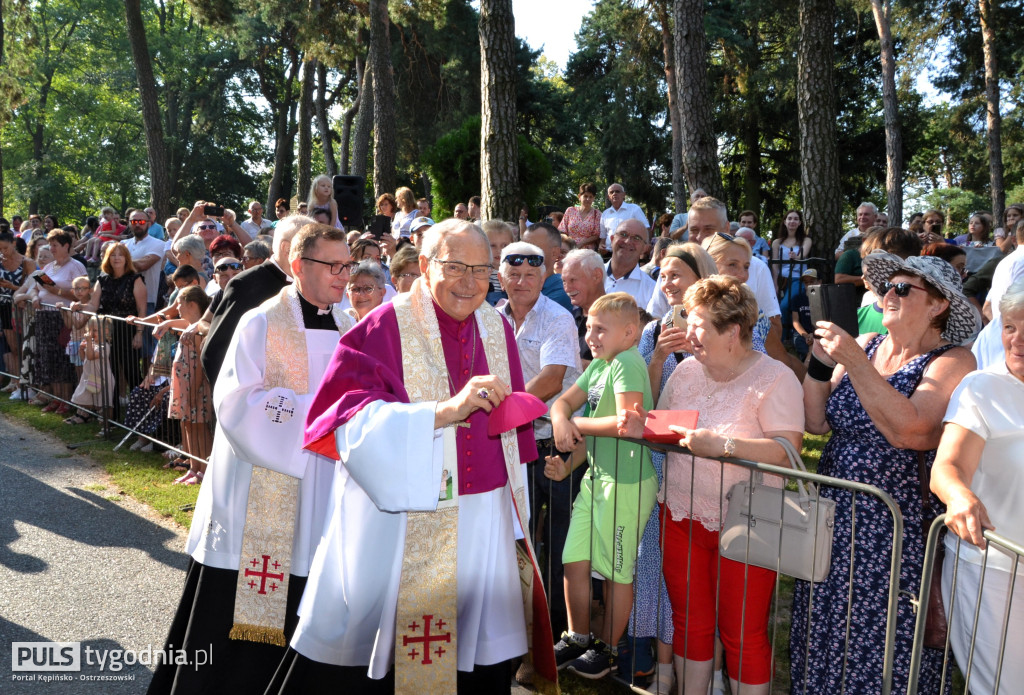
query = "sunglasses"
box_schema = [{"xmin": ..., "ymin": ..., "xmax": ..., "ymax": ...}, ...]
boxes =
[
  {"xmin": 216, "ymin": 262, "xmax": 243, "ymax": 272},
  {"xmin": 880, "ymin": 281, "xmax": 928, "ymax": 298},
  {"xmin": 715, "ymin": 231, "xmax": 736, "ymax": 242},
  {"xmin": 129, "ymin": 219, "xmax": 147, "ymax": 225},
  {"xmin": 197, "ymin": 224, "xmax": 217, "ymax": 231},
  {"xmin": 504, "ymin": 254, "xmax": 544, "ymax": 267}
]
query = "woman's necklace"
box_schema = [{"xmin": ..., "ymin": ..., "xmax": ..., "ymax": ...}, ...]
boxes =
[{"xmin": 446, "ymin": 319, "xmax": 478, "ymax": 397}]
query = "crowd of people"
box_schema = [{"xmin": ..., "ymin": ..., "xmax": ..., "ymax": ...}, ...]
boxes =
[{"xmin": 1, "ymin": 182, "xmax": 1021, "ymax": 695}]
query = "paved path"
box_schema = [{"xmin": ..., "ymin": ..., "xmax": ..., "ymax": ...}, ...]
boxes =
[{"xmin": 0, "ymin": 416, "xmax": 189, "ymax": 694}]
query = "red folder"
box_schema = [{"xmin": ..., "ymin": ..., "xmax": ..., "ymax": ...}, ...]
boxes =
[{"xmin": 643, "ymin": 410, "xmax": 699, "ymax": 444}]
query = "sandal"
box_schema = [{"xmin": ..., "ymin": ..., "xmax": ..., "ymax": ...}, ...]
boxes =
[
  {"xmin": 41, "ymin": 401, "xmax": 60, "ymax": 412},
  {"xmin": 63, "ymin": 414, "xmax": 93, "ymax": 425},
  {"xmin": 55, "ymin": 404, "xmax": 72, "ymax": 416},
  {"xmin": 173, "ymin": 471, "xmax": 197, "ymax": 485},
  {"xmin": 182, "ymin": 471, "xmax": 204, "ymax": 486},
  {"xmin": 28, "ymin": 396, "xmax": 49, "ymax": 406}
]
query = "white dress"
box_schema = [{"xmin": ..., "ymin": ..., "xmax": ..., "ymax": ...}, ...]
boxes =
[{"xmin": 940, "ymin": 363, "xmax": 1024, "ymax": 694}]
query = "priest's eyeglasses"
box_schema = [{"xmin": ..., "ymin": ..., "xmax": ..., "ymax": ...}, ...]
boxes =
[
  {"xmin": 431, "ymin": 259, "xmax": 492, "ymax": 279},
  {"xmin": 301, "ymin": 257, "xmax": 357, "ymax": 275}
]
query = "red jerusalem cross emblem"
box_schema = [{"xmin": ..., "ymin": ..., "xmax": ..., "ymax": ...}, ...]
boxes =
[
  {"xmin": 402, "ymin": 615, "xmax": 452, "ymax": 665},
  {"xmin": 244, "ymin": 554, "xmax": 285, "ymax": 595}
]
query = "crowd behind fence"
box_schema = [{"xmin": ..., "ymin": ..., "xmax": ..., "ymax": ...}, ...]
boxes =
[
  {"xmin": 1, "ymin": 287, "xmax": 1022, "ymax": 694},
  {"xmin": 0, "ymin": 297, "xmax": 212, "ymax": 472}
]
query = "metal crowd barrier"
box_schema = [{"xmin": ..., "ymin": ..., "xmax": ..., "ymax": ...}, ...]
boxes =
[
  {"xmin": 907, "ymin": 515, "xmax": 1024, "ymax": 695},
  {"xmin": 0, "ymin": 299, "xmax": 212, "ymax": 467},
  {"xmin": 526, "ymin": 429, "xmax": 906, "ymax": 694}
]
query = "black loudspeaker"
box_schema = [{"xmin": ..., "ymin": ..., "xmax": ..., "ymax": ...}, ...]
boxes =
[
  {"xmin": 333, "ymin": 175, "xmax": 365, "ymax": 229},
  {"xmin": 808, "ymin": 284, "xmax": 860, "ymax": 338}
]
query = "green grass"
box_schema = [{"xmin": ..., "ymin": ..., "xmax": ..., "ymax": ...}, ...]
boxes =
[
  {"xmin": 800, "ymin": 432, "xmax": 828, "ymax": 473},
  {"xmin": 0, "ymin": 397, "xmax": 197, "ymax": 527}
]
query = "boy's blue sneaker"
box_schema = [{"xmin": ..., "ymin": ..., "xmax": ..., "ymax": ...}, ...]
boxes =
[
  {"xmin": 554, "ymin": 632, "xmax": 591, "ymax": 670},
  {"xmin": 567, "ymin": 638, "xmax": 615, "ymax": 679}
]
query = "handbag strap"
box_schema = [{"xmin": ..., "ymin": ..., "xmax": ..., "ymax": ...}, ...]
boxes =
[{"xmin": 772, "ymin": 436, "xmax": 815, "ymax": 501}]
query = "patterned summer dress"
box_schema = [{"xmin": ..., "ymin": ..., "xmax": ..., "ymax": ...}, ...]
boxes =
[{"xmin": 789, "ymin": 335, "xmax": 954, "ymax": 695}]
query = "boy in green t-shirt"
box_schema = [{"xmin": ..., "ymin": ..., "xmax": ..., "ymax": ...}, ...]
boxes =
[{"xmin": 546, "ymin": 292, "xmax": 658, "ymax": 680}]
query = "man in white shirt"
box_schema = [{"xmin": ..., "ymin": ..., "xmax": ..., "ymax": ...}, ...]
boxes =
[
  {"xmin": 498, "ymin": 241, "xmax": 581, "ymax": 637},
  {"xmin": 834, "ymin": 202, "xmax": 878, "ymax": 259},
  {"xmin": 604, "ymin": 218, "xmax": 656, "ymax": 311},
  {"xmin": 122, "ymin": 210, "xmax": 166, "ymax": 315},
  {"xmin": 240, "ymin": 201, "xmax": 274, "ymax": 239},
  {"xmin": 599, "ymin": 183, "xmax": 649, "ymax": 248}
]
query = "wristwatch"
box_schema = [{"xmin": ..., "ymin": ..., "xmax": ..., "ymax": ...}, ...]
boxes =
[{"xmin": 722, "ymin": 436, "xmax": 736, "ymax": 458}]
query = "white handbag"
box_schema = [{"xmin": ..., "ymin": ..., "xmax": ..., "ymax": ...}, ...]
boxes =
[{"xmin": 719, "ymin": 437, "xmax": 835, "ymax": 583}]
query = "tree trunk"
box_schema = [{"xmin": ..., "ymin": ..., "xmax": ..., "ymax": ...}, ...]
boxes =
[
  {"xmin": 741, "ymin": 110, "xmax": 762, "ymax": 216},
  {"xmin": 352, "ymin": 65, "xmax": 373, "ymax": 180},
  {"xmin": 656, "ymin": 1, "xmax": 684, "ymax": 213},
  {"xmin": 797, "ymin": 0, "xmax": 842, "ymax": 254},
  {"xmin": 124, "ymin": 0, "xmax": 172, "ymax": 218},
  {"xmin": 267, "ymin": 99, "xmax": 292, "ymax": 212},
  {"xmin": 340, "ymin": 55, "xmax": 364, "ymax": 176},
  {"xmin": 479, "ymin": 0, "xmax": 519, "ymax": 221},
  {"xmin": 671, "ymin": 0, "xmax": 722, "ymax": 201},
  {"xmin": 27, "ymin": 70, "xmax": 53, "ymax": 214},
  {"xmin": 315, "ymin": 61, "xmax": 338, "ymax": 177},
  {"xmin": 368, "ymin": 0, "xmax": 395, "ymax": 196},
  {"xmin": 265, "ymin": 49, "xmax": 301, "ymax": 212},
  {"xmin": 297, "ymin": 58, "xmax": 315, "ymax": 204},
  {"xmin": 870, "ymin": 0, "xmax": 902, "ymax": 225},
  {"xmin": 979, "ymin": 0, "xmax": 1004, "ymax": 223}
]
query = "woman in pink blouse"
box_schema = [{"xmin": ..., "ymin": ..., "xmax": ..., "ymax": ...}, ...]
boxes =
[
  {"xmin": 559, "ymin": 182, "xmax": 602, "ymax": 250},
  {"xmin": 619, "ymin": 275, "xmax": 804, "ymax": 695}
]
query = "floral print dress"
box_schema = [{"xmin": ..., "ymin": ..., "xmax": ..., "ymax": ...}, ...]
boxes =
[{"xmin": 789, "ymin": 335, "xmax": 954, "ymax": 695}]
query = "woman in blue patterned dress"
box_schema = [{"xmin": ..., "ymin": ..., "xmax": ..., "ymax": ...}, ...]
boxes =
[
  {"xmin": 790, "ymin": 253, "xmax": 978, "ymax": 695},
  {"xmin": 632, "ymin": 243, "xmax": 716, "ymax": 694}
]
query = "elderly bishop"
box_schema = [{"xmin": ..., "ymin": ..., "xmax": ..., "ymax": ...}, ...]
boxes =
[
  {"xmin": 268, "ymin": 220, "xmax": 558, "ymax": 694},
  {"xmin": 148, "ymin": 223, "xmax": 355, "ymax": 694}
]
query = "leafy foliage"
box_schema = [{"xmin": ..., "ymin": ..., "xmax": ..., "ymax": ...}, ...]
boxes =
[{"xmin": 421, "ymin": 115, "xmax": 551, "ymax": 218}]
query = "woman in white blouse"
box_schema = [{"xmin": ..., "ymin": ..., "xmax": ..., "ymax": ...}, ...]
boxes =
[{"xmin": 931, "ymin": 276, "xmax": 1024, "ymax": 694}]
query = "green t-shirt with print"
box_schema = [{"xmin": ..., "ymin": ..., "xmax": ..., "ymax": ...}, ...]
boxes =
[{"xmin": 575, "ymin": 346, "xmax": 655, "ymax": 484}]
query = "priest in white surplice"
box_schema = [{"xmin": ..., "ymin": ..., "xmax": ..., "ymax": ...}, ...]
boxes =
[
  {"xmin": 148, "ymin": 223, "xmax": 355, "ymax": 695},
  {"xmin": 267, "ymin": 220, "xmax": 559, "ymax": 695}
]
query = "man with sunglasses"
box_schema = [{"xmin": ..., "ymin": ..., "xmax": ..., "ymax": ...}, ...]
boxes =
[
  {"xmin": 498, "ymin": 241, "xmax": 582, "ymax": 637},
  {"xmin": 603, "ymin": 218, "xmax": 656, "ymax": 311},
  {"xmin": 123, "ymin": 210, "xmax": 166, "ymax": 317}
]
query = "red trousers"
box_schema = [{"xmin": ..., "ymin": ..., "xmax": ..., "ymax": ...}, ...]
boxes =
[{"xmin": 661, "ymin": 512, "xmax": 775, "ymax": 684}]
